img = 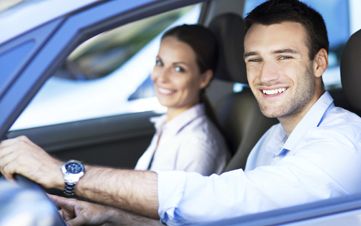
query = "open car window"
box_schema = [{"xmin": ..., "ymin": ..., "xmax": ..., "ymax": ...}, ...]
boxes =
[{"xmin": 11, "ymin": 4, "xmax": 201, "ymax": 131}]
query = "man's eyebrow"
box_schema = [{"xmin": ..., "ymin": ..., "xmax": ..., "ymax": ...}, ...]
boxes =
[
  {"xmin": 244, "ymin": 51, "xmax": 258, "ymax": 58},
  {"xmin": 244, "ymin": 48, "xmax": 299, "ymax": 58},
  {"xmin": 272, "ymin": 48, "xmax": 299, "ymax": 54}
]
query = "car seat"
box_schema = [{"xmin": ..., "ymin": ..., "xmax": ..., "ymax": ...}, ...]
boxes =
[
  {"xmin": 339, "ymin": 28, "xmax": 361, "ymax": 116},
  {"xmin": 208, "ymin": 13, "xmax": 277, "ymax": 171}
]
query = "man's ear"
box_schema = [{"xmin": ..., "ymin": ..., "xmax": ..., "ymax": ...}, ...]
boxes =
[
  {"xmin": 313, "ymin": 48, "xmax": 328, "ymax": 78},
  {"xmin": 199, "ymin": 70, "xmax": 213, "ymax": 89}
]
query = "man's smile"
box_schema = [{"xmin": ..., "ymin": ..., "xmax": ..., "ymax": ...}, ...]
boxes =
[{"xmin": 261, "ymin": 87, "xmax": 287, "ymax": 96}]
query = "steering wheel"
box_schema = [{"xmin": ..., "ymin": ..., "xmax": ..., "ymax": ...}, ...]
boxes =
[{"xmin": 0, "ymin": 174, "xmax": 67, "ymax": 226}]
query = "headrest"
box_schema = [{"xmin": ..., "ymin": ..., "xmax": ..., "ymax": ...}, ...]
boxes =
[
  {"xmin": 209, "ymin": 13, "xmax": 247, "ymax": 84},
  {"xmin": 341, "ymin": 29, "xmax": 361, "ymax": 112}
]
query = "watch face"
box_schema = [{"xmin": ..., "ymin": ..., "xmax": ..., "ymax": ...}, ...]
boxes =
[{"xmin": 65, "ymin": 162, "xmax": 84, "ymax": 174}]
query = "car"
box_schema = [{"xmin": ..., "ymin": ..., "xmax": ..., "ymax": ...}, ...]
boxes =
[{"xmin": 0, "ymin": 0, "xmax": 361, "ymax": 225}]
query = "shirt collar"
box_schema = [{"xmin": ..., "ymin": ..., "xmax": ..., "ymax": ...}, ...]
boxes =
[
  {"xmin": 276, "ymin": 91, "xmax": 334, "ymax": 155},
  {"xmin": 150, "ymin": 103, "xmax": 206, "ymax": 135}
]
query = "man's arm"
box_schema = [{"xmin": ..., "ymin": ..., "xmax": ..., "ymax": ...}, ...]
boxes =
[
  {"xmin": 0, "ymin": 136, "xmax": 159, "ymax": 218},
  {"xmin": 77, "ymin": 167, "xmax": 159, "ymax": 218}
]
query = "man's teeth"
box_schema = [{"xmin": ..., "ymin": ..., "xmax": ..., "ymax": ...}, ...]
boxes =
[{"xmin": 262, "ymin": 88, "xmax": 286, "ymax": 95}]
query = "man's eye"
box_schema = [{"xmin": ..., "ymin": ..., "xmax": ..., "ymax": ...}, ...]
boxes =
[
  {"xmin": 175, "ymin": 66, "xmax": 185, "ymax": 73},
  {"xmin": 247, "ymin": 58, "xmax": 262, "ymax": 63},
  {"xmin": 278, "ymin": 55, "xmax": 293, "ymax": 60}
]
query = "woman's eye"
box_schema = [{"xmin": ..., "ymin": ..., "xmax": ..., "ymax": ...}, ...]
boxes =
[
  {"xmin": 175, "ymin": 66, "xmax": 185, "ymax": 73},
  {"xmin": 155, "ymin": 59, "xmax": 162, "ymax": 66}
]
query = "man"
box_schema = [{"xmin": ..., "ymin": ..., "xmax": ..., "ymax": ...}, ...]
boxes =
[{"xmin": 1, "ymin": 0, "xmax": 361, "ymax": 225}]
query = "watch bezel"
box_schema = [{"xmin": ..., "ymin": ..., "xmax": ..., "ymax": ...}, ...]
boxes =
[{"xmin": 61, "ymin": 160, "xmax": 85, "ymax": 184}]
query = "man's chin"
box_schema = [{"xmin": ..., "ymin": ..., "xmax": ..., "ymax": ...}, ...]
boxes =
[{"xmin": 260, "ymin": 107, "xmax": 283, "ymax": 119}]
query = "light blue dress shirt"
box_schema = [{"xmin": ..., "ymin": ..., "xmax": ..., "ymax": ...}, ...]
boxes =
[{"xmin": 157, "ymin": 92, "xmax": 361, "ymax": 225}]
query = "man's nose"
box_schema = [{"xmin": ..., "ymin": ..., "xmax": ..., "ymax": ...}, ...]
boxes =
[{"xmin": 259, "ymin": 61, "xmax": 279, "ymax": 84}]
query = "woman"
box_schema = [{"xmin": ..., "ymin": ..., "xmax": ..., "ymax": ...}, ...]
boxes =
[
  {"xmin": 135, "ymin": 24, "xmax": 230, "ymax": 175},
  {"xmin": 50, "ymin": 24, "xmax": 231, "ymax": 226}
]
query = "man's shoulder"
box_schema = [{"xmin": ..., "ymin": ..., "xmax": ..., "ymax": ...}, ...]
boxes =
[
  {"xmin": 308, "ymin": 106, "xmax": 361, "ymax": 147},
  {"xmin": 324, "ymin": 106, "xmax": 361, "ymax": 130}
]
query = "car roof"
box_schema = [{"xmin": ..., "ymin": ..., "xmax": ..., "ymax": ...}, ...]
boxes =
[{"xmin": 0, "ymin": 0, "xmax": 97, "ymax": 43}]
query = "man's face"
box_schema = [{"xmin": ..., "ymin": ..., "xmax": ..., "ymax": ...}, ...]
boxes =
[{"xmin": 244, "ymin": 22, "xmax": 321, "ymax": 120}]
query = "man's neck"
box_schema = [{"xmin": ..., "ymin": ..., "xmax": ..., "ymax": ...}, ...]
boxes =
[
  {"xmin": 279, "ymin": 91, "xmax": 324, "ymax": 136},
  {"xmin": 279, "ymin": 112, "xmax": 306, "ymax": 136}
]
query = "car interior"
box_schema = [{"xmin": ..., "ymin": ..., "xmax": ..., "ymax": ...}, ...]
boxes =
[
  {"xmin": 6, "ymin": 26, "xmax": 361, "ymax": 226},
  {"xmin": 4, "ymin": 0, "xmax": 359, "ymax": 181},
  {"xmin": 6, "ymin": 0, "xmax": 262, "ymax": 172},
  {"xmin": 339, "ymin": 28, "xmax": 361, "ymax": 116},
  {"xmin": 1, "ymin": 0, "xmax": 361, "ymax": 224}
]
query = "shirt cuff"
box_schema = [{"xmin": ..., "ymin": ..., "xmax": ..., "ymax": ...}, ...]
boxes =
[{"xmin": 156, "ymin": 170, "xmax": 187, "ymax": 226}]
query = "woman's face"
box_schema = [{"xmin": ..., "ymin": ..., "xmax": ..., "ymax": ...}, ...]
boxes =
[{"xmin": 152, "ymin": 36, "xmax": 212, "ymax": 116}]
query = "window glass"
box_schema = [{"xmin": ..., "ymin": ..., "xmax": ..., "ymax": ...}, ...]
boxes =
[
  {"xmin": 242, "ymin": 0, "xmax": 350, "ymax": 89},
  {"xmin": 11, "ymin": 4, "xmax": 201, "ymax": 130}
]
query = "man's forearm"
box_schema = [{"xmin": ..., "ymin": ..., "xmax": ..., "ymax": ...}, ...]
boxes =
[{"xmin": 75, "ymin": 166, "xmax": 159, "ymax": 219}]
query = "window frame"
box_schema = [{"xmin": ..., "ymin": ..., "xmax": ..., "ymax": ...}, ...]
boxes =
[{"xmin": 0, "ymin": 0, "xmax": 205, "ymax": 137}]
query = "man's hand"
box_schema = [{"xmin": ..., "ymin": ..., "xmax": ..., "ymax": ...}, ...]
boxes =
[
  {"xmin": 51, "ymin": 194, "xmax": 164, "ymax": 226},
  {"xmin": 50, "ymin": 195, "xmax": 114, "ymax": 226},
  {"xmin": 0, "ymin": 136, "xmax": 63, "ymax": 189},
  {"xmin": 0, "ymin": 136, "xmax": 160, "ymax": 220}
]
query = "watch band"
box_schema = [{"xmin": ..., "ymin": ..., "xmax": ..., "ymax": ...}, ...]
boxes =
[
  {"xmin": 62, "ymin": 160, "xmax": 85, "ymax": 196},
  {"xmin": 64, "ymin": 182, "xmax": 76, "ymax": 196}
]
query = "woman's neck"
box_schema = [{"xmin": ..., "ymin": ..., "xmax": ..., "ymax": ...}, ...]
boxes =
[{"xmin": 166, "ymin": 104, "xmax": 197, "ymax": 122}]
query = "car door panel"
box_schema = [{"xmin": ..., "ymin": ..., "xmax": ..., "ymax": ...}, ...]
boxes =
[{"xmin": 8, "ymin": 111, "xmax": 158, "ymax": 168}]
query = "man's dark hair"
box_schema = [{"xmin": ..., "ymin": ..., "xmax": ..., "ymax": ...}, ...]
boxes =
[
  {"xmin": 245, "ymin": 0, "xmax": 329, "ymax": 60},
  {"xmin": 162, "ymin": 24, "xmax": 219, "ymax": 73}
]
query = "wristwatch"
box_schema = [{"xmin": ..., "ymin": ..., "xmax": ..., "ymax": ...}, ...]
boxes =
[{"xmin": 61, "ymin": 160, "xmax": 85, "ymax": 196}]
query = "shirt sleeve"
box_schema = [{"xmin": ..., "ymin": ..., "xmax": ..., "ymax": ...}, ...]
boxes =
[{"xmin": 157, "ymin": 131, "xmax": 361, "ymax": 225}]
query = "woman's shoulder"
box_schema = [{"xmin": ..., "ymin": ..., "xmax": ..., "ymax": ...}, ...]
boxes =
[
  {"xmin": 180, "ymin": 115, "xmax": 229, "ymax": 153},
  {"xmin": 180, "ymin": 114, "xmax": 220, "ymax": 137}
]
